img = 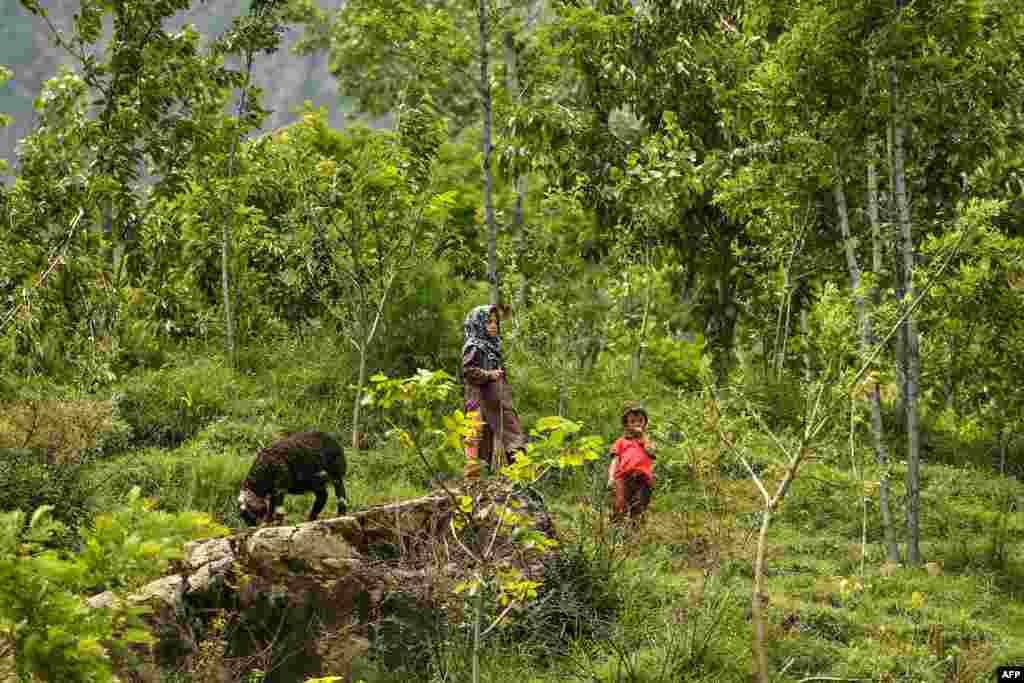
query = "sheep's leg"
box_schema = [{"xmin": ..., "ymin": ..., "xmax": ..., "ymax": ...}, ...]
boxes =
[
  {"xmin": 270, "ymin": 493, "xmax": 286, "ymax": 525},
  {"xmin": 333, "ymin": 474, "xmax": 348, "ymax": 515},
  {"xmin": 308, "ymin": 481, "xmax": 329, "ymax": 521}
]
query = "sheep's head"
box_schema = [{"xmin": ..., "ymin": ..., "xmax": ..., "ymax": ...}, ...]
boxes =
[{"xmin": 238, "ymin": 488, "xmax": 270, "ymax": 526}]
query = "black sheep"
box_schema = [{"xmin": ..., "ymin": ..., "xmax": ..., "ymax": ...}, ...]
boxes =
[{"xmin": 237, "ymin": 431, "xmax": 347, "ymax": 526}]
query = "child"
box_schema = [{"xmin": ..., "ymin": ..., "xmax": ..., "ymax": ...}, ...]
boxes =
[
  {"xmin": 608, "ymin": 402, "xmax": 656, "ymax": 522},
  {"xmin": 461, "ymin": 304, "xmax": 529, "ymax": 479}
]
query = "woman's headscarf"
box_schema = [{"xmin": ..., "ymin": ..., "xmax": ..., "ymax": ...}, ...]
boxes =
[{"xmin": 462, "ymin": 304, "xmax": 504, "ymax": 371}]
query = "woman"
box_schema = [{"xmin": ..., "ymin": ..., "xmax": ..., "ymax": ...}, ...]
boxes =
[{"xmin": 461, "ymin": 304, "xmax": 528, "ymax": 479}]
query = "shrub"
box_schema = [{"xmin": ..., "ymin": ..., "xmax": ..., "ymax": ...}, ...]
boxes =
[
  {"xmin": 372, "ymin": 261, "xmax": 465, "ymax": 378},
  {"xmin": 499, "ymin": 541, "xmax": 621, "ymax": 657},
  {"xmin": 0, "ymin": 397, "xmax": 129, "ymax": 460},
  {"xmin": 86, "ymin": 448, "xmax": 250, "ymax": 525},
  {"xmin": 0, "ymin": 490, "xmax": 228, "ymax": 682},
  {"xmin": 190, "ymin": 417, "xmax": 284, "ymax": 454},
  {"xmin": 368, "ymin": 591, "xmax": 446, "ymax": 677},
  {"xmin": 77, "ymin": 486, "xmax": 230, "ymax": 593},
  {"xmin": 115, "ymin": 358, "xmax": 234, "ymax": 448},
  {"xmin": 0, "ymin": 447, "xmax": 95, "ymax": 539},
  {"xmin": 645, "ymin": 333, "xmax": 707, "ymax": 390}
]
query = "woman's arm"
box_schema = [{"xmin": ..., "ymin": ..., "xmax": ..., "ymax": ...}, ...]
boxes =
[{"xmin": 463, "ymin": 348, "xmax": 497, "ymax": 385}]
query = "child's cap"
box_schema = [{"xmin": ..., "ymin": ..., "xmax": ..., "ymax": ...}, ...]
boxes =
[{"xmin": 621, "ymin": 401, "xmax": 649, "ymax": 425}]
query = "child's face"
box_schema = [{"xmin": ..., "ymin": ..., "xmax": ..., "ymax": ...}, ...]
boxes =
[
  {"xmin": 624, "ymin": 413, "xmax": 647, "ymax": 435},
  {"xmin": 486, "ymin": 313, "xmax": 498, "ymax": 338}
]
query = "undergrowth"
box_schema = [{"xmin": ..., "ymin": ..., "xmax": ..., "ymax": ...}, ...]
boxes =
[{"xmin": 2, "ymin": 332, "xmax": 1024, "ymax": 683}]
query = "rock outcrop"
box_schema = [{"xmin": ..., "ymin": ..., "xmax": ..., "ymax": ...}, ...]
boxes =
[{"xmin": 88, "ymin": 486, "xmax": 557, "ymax": 683}]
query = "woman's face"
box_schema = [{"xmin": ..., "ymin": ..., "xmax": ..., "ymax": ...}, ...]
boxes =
[{"xmin": 486, "ymin": 313, "xmax": 498, "ymax": 338}]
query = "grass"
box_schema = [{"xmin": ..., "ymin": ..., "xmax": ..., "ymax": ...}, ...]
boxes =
[{"xmin": 17, "ymin": 336, "xmax": 1024, "ymax": 683}]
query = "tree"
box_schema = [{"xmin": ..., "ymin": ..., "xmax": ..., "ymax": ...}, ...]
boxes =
[
  {"xmin": 8, "ymin": 0, "xmax": 289, "ymax": 381},
  {"xmin": 500, "ymin": 0, "xmax": 757, "ymax": 383},
  {"xmin": 266, "ymin": 105, "xmax": 450, "ymax": 448},
  {"xmin": 211, "ymin": 0, "xmax": 292, "ymax": 366},
  {"xmin": 294, "ymin": 0, "xmax": 538, "ymax": 309},
  {"xmin": 725, "ymin": 0, "xmax": 1024, "ymax": 567}
]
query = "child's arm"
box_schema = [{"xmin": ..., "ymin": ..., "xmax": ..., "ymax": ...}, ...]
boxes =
[
  {"xmin": 607, "ymin": 440, "xmax": 619, "ymax": 485},
  {"xmin": 640, "ymin": 434, "xmax": 657, "ymax": 459}
]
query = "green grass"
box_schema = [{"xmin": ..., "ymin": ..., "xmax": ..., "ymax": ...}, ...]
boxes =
[{"xmin": 21, "ymin": 335, "xmax": 1024, "ymax": 683}]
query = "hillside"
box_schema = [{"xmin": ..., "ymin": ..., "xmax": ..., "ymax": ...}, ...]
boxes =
[
  {"xmin": 0, "ymin": 0, "xmax": 355, "ymax": 172},
  {"xmin": 3, "ymin": 339, "xmax": 1024, "ymax": 683},
  {"xmin": 1, "ymin": 0, "xmax": 1023, "ymax": 681}
]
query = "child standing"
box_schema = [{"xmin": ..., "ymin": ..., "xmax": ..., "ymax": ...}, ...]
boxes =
[
  {"xmin": 461, "ymin": 304, "xmax": 529, "ymax": 479},
  {"xmin": 608, "ymin": 402, "xmax": 656, "ymax": 522}
]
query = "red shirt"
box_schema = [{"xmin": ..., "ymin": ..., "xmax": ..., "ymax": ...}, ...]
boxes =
[{"xmin": 610, "ymin": 437, "xmax": 655, "ymax": 485}]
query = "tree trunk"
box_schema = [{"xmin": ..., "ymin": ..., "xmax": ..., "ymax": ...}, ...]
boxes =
[
  {"xmin": 867, "ymin": 138, "xmax": 902, "ymax": 564},
  {"xmin": 505, "ymin": 30, "xmax": 529, "ymax": 311},
  {"xmin": 773, "ymin": 230, "xmax": 803, "ymax": 380},
  {"xmin": 350, "ymin": 273, "xmax": 396, "ymax": 449},
  {"xmin": 710, "ymin": 228, "xmax": 738, "ymax": 385},
  {"xmin": 631, "ymin": 250, "xmax": 654, "ymax": 382},
  {"xmin": 222, "ymin": 210, "xmax": 236, "ymax": 366},
  {"xmin": 751, "ymin": 507, "xmax": 772, "ymax": 683},
  {"xmin": 747, "ymin": 441, "xmax": 812, "ymax": 683},
  {"xmin": 890, "ymin": 52, "xmax": 922, "ymax": 565},
  {"xmin": 471, "ymin": 586, "xmax": 484, "ymax": 683},
  {"xmin": 801, "ymin": 307, "xmax": 812, "ymax": 383},
  {"xmin": 479, "ymin": 0, "xmax": 499, "ymax": 308},
  {"xmin": 222, "ymin": 49, "xmax": 255, "ymax": 367},
  {"xmin": 1000, "ymin": 427, "xmax": 1009, "ymax": 477},
  {"xmin": 888, "ymin": 118, "xmax": 908, "ymax": 433},
  {"xmin": 558, "ymin": 380, "xmax": 567, "ymax": 418},
  {"xmin": 352, "ymin": 344, "xmax": 368, "ymax": 450}
]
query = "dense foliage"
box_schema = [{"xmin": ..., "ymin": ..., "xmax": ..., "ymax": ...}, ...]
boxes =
[{"xmin": 2, "ymin": 0, "xmax": 1024, "ymax": 680}]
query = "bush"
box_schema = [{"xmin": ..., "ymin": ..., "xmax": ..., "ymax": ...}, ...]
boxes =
[
  {"xmin": 115, "ymin": 358, "xmax": 234, "ymax": 448},
  {"xmin": 0, "ymin": 490, "xmax": 228, "ymax": 683},
  {"xmin": 368, "ymin": 591, "xmax": 447, "ymax": 677},
  {"xmin": 645, "ymin": 333, "xmax": 707, "ymax": 390},
  {"xmin": 0, "ymin": 396, "xmax": 130, "ymax": 460},
  {"xmin": 86, "ymin": 448, "xmax": 250, "ymax": 525},
  {"xmin": 190, "ymin": 417, "xmax": 284, "ymax": 454},
  {"xmin": 371, "ymin": 261, "xmax": 465, "ymax": 379},
  {"xmin": 0, "ymin": 447, "xmax": 95, "ymax": 539}
]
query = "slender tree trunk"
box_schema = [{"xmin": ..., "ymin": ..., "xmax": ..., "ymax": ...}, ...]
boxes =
[
  {"xmin": 773, "ymin": 230, "xmax": 803, "ymax": 380},
  {"xmin": 746, "ymin": 440, "xmax": 811, "ymax": 683},
  {"xmin": 222, "ymin": 204, "xmax": 236, "ymax": 366},
  {"xmin": 888, "ymin": 118, "xmax": 908, "ymax": 433},
  {"xmin": 867, "ymin": 138, "xmax": 902, "ymax": 563},
  {"xmin": 472, "ymin": 586, "xmax": 484, "ymax": 683},
  {"xmin": 222, "ymin": 49, "xmax": 254, "ymax": 367},
  {"xmin": 801, "ymin": 307, "xmax": 812, "ymax": 383},
  {"xmin": 710, "ymin": 228, "xmax": 738, "ymax": 384},
  {"xmin": 352, "ymin": 344, "xmax": 368, "ymax": 450},
  {"xmin": 890, "ymin": 50, "xmax": 922, "ymax": 565},
  {"xmin": 350, "ymin": 273, "xmax": 396, "ymax": 449},
  {"xmin": 943, "ymin": 339, "xmax": 955, "ymax": 411},
  {"xmin": 479, "ymin": 0, "xmax": 499, "ymax": 308},
  {"xmin": 752, "ymin": 507, "xmax": 772, "ymax": 683},
  {"xmin": 505, "ymin": 30, "xmax": 529, "ymax": 311},
  {"xmin": 631, "ymin": 249, "xmax": 654, "ymax": 382}
]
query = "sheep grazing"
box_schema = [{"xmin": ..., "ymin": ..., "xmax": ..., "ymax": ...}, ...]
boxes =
[{"xmin": 238, "ymin": 431, "xmax": 347, "ymax": 526}]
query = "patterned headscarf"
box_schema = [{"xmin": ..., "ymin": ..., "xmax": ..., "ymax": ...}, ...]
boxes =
[{"xmin": 462, "ymin": 304, "xmax": 504, "ymax": 372}]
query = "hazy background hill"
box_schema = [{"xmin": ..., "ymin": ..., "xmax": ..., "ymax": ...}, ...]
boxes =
[{"xmin": 0, "ymin": 0, "xmax": 363, "ymax": 172}]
